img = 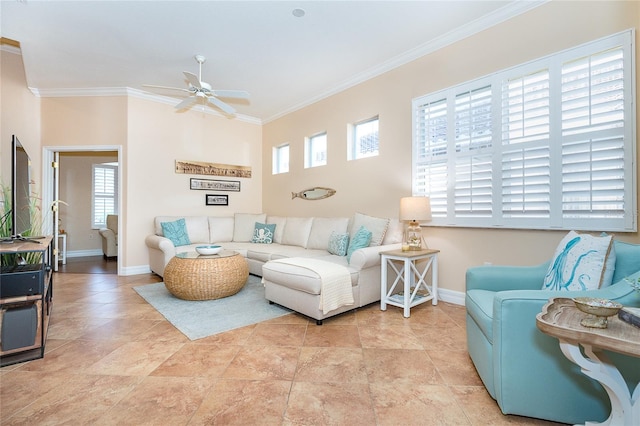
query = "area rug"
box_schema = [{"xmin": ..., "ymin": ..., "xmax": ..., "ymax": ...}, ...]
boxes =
[{"xmin": 133, "ymin": 275, "xmax": 291, "ymax": 340}]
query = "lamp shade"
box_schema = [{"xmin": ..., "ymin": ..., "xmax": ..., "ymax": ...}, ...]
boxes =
[{"xmin": 399, "ymin": 196, "xmax": 432, "ymax": 222}]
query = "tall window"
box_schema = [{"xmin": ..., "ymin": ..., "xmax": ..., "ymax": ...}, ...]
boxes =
[
  {"xmin": 349, "ymin": 116, "xmax": 379, "ymax": 160},
  {"xmin": 92, "ymin": 163, "xmax": 118, "ymax": 228},
  {"xmin": 272, "ymin": 144, "xmax": 289, "ymax": 174},
  {"xmin": 413, "ymin": 30, "xmax": 636, "ymax": 232},
  {"xmin": 305, "ymin": 132, "xmax": 327, "ymax": 168}
]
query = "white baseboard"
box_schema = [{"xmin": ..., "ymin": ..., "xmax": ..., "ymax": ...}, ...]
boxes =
[
  {"xmin": 121, "ymin": 264, "xmax": 152, "ymax": 276},
  {"xmin": 67, "ymin": 249, "xmax": 103, "ymax": 258},
  {"xmin": 116, "ymin": 264, "xmax": 467, "ymax": 306},
  {"xmin": 438, "ymin": 288, "xmax": 465, "ymax": 306}
]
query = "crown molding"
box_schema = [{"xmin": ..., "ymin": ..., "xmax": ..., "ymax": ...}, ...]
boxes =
[
  {"xmin": 29, "ymin": 87, "xmax": 262, "ymax": 125},
  {"xmin": 263, "ymin": 0, "xmax": 548, "ymax": 123}
]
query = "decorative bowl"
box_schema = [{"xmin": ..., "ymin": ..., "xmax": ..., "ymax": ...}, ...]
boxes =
[
  {"xmin": 195, "ymin": 245, "xmax": 222, "ymax": 256},
  {"xmin": 573, "ymin": 297, "xmax": 623, "ymax": 329}
]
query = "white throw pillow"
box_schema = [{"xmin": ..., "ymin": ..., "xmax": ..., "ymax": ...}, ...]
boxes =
[
  {"xmin": 350, "ymin": 213, "xmax": 389, "ymax": 246},
  {"xmin": 542, "ymin": 231, "xmax": 614, "ymax": 291},
  {"xmin": 307, "ymin": 217, "xmax": 350, "ymax": 250},
  {"xmin": 233, "ymin": 213, "xmax": 266, "ymax": 242},
  {"xmin": 266, "ymin": 216, "xmax": 287, "ymax": 244},
  {"xmin": 281, "ymin": 217, "xmax": 313, "ymax": 248}
]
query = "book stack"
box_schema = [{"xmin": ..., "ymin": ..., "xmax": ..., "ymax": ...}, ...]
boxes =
[{"xmin": 618, "ymin": 307, "xmax": 640, "ymax": 328}]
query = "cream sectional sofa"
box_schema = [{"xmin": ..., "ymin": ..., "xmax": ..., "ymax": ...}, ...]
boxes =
[{"xmin": 145, "ymin": 213, "xmax": 403, "ymax": 322}]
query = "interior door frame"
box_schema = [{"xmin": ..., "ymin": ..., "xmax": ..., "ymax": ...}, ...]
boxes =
[{"xmin": 42, "ymin": 145, "xmax": 123, "ymax": 275}]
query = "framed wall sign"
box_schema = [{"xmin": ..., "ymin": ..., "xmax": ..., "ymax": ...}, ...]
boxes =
[
  {"xmin": 190, "ymin": 178, "xmax": 240, "ymax": 192},
  {"xmin": 206, "ymin": 194, "xmax": 229, "ymax": 206}
]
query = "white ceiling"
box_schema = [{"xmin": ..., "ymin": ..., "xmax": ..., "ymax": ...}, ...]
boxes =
[{"xmin": 1, "ymin": 1, "xmax": 544, "ymax": 122}]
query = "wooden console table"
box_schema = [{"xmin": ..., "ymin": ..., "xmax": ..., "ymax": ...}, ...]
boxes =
[{"xmin": 536, "ymin": 297, "xmax": 639, "ymax": 426}]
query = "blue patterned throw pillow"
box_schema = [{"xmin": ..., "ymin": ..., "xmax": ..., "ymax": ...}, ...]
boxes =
[
  {"xmin": 347, "ymin": 226, "xmax": 372, "ymax": 263},
  {"xmin": 542, "ymin": 231, "xmax": 614, "ymax": 291},
  {"xmin": 252, "ymin": 222, "xmax": 276, "ymax": 244},
  {"xmin": 328, "ymin": 231, "xmax": 349, "ymax": 256},
  {"xmin": 161, "ymin": 218, "xmax": 191, "ymax": 246}
]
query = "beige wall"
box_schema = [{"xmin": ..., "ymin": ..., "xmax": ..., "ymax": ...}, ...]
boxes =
[
  {"xmin": 125, "ymin": 97, "xmax": 262, "ymax": 270},
  {"xmin": 0, "ymin": 45, "xmax": 41, "ymax": 194},
  {"xmin": 58, "ymin": 151, "xmax": 118, "ymax": 252},
  {"xmin": 39, "ymin": 95, "xmax": 262, "ymax": 273},
  {"xmin": 263, "ymin": 1, "xmax": 640, "ymax": 294}
]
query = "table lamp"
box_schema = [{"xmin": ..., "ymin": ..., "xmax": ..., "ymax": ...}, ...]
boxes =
[{"xmin": 399, "ymin": 196, "xmax": 432, "ymax": 250}]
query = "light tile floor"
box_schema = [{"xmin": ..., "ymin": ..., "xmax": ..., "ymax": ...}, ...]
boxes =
[{"xmin": 0, "ymin": 272, "xmax": 564, "ymax": 425}]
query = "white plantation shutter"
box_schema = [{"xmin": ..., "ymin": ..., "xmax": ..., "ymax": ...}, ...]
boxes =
[
  {"xmin": 93, "ymin": 164, "xmax": 118, "ymax": 228},
  {"xmin": 414, "ymin": 97, "xmax": 448, "ymax": 217},
  {"xmin": 560, "ymin": 46, "xmax": 627, "ymax": 227},
  {"xmin": 412, "ymin": 30, "xmax": 635, "ymax": 231},
  {"xmin": 500, "ymin": 69, "xmax": 551, "ymax": 226}
]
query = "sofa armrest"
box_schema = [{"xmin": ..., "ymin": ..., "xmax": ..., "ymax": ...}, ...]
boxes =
[
  {"xmin": 145, "ymin": 234, "xmax": 176, "ymax": 255},
  {"xmin": 466, "ymin": 261, "xmax": 550, "ymax": 292},
  {"xmin": 349, "ymin": 243, "xmax": 402, "ymax": 270}
]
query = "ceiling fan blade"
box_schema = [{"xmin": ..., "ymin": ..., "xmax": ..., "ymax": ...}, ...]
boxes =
[
  {"xmin": 212, "ymin": 90, "xmax": 250, "ymax": 100},
  {"xmin": 183, "ymin": 71, "xmax": 202, "ymax": 89},
  {"xmin": 142, "ymin": 84, "xmax": 190, "ymax": 93},
  {"xmin": 207, "ymin": 96, "xmax": 236, "ymax": 115},
  {"xmin": 175, "ymin": 96, "xmax": 197, "ymax": 110}
]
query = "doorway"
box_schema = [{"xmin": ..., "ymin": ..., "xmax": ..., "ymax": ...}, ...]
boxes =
[{"xmin": 42, "ymin": 146, "xmax": 122, "ymax": 275}]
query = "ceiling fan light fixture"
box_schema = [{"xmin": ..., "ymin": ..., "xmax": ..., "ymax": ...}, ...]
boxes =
[{"xmin": 292, "ymin": 8, "xmax": 305, "ymax": 18}]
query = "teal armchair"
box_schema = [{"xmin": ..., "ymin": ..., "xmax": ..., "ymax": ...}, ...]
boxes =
[{"xmin": 465, "ymin": 240, "xmax": 640, "ymax": 424}]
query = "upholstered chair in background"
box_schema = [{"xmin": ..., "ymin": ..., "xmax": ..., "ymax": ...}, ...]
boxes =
[{"xmin": 99, "ymin": 214, "xmax": 118, "ymax": 258}]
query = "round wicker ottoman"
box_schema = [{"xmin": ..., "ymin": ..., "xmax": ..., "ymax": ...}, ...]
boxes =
[{"xmin": 164, "ymin": 251, "xmax": 249, "ymax": 300}]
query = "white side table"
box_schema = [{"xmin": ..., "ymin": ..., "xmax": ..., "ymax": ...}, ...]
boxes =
[
  {"xmin": 57, "ymin": 233, "xmax": 67, "ymax": 265},
  {"xmin": 380, "ymin": 248, "xmax": 439, "ymax": 318}
]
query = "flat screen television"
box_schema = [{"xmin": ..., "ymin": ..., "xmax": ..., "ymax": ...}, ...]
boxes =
[{"xmin": 2, "ymin": 136, "xmax": 34, "ymax": 242}]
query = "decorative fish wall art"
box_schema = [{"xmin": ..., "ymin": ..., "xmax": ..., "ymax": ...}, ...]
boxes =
[{"xmin": 291, "ymin": 187, "xmax": 336, "ymax": 200}]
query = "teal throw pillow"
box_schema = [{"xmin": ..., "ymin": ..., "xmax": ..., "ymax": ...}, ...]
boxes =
[
  {"xmin": 161, "ymin": 218, "xmax": 191, "ymax": 246},
  {"xmin": 328, "ymin": 231, "xmax": 349, "ymax": 256},
  {"xmin": 347, "ymin": 226, "xmax": 372, "ymax": 263},
  {"xmin": 252, "ymin": 222, "xmax": 276, "ymax": 244}
]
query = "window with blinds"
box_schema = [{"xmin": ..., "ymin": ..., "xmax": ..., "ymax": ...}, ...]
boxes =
[
  {"xmin": 92, "ymin": 163, "xmax": 118, "ymax": 228},
  {"xmin": 412, "ymin": 30, "xmax": 636, "ymax": 231}
]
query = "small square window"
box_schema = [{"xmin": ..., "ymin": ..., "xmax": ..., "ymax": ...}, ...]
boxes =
[
  {"xmin": 349, "ymin": 116, "xmax": 379, "ymax": 160},
  {"xmin": 305, "ymin": 133, "xmax": 327, "ymax": 168},
  {"xmin": 272, "ymin": 144, "xmax": 289, "ymax": 174}
]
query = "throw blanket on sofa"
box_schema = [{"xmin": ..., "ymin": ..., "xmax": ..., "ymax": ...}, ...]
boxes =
[{"xmin": 270, "ymin": 258, "xmax": 353, "ymax": 314}]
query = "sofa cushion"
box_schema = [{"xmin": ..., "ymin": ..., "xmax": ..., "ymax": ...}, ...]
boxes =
[
  {"xmin": 233, "ymin": 213, "xmax": 266, "ymax": 242},
  {"xmin": 465, "ymin": 289, "xmax": 495, "ymax": 343},
  {"xmin": 347, "ymin": 226, "xmax": 372, "ymax": 262},
  {"xmin": 252, "ymin": 222, "xmax": 276, "ymax": 244},
  {"xmin": 160, "ymin": 218, "xmax": 191, "ymax": 246},
  {"xmin": 542, "ymin": 231, "xmax": 614, "ymax": 291},
  {"xmin": 327, "ymin": 231, "xmax": 349, "ymax": 256},
  {"xmin": 350, "ymin": 213, "xmax": 389, "ymax": 246},
  {"xmin": 266, "ymin": 216, "xmax": 287, "ymax": 244},
  {"xmin": 281, "ymin": 217, "xmax": 313, "ymax": 248},
  {"xmin": 307, "ymin": 217, "xmax": 350, "ymax": 250},
  {"xmin": 208, "ymin": 216, "xmax": 234, "ymax": 243}
]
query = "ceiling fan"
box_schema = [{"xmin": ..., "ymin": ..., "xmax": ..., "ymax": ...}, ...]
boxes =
[{"xmin": 143, "ymin": 55, "xmax": 249, "ymax": 115}]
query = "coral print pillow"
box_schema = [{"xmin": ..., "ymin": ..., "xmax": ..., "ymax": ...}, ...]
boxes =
[{"xmin": 542, "ymin": 231, "xmax": 614, "ymax": 291}]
